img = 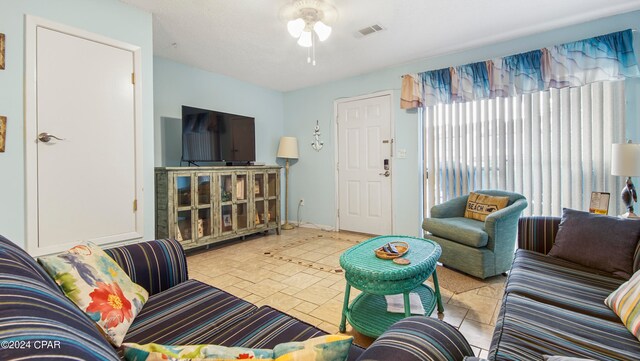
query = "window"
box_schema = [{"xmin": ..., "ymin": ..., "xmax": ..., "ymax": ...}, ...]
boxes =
[{"xmin": 423, "ymin": 81, "xmax": 626, "ymax": 216}]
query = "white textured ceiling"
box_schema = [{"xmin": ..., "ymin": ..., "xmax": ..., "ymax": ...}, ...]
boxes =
[{"xmin": 120, "ymin": 0, "xmax": 640, "ymax": 92}]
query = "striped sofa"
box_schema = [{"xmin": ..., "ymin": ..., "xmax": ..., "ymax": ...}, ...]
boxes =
[
  {"xmin": 0, "ymin": 235, "xmax": 475, "ymax": 361},
  {"xmin": 486, "ymin": 216, "xmax": 640, "ymax": 360}
]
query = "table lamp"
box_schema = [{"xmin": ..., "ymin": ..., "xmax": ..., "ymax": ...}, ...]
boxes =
[
  {"xmin": 611, "ymin": 141, "xmax": 640, "ymax": 218},
  {"xmin": 277, "ymin": 136, "xmax": 299, "ymax": 230}
]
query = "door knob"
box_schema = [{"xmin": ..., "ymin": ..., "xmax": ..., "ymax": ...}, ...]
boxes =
[
  {"xmin": 38, "ymin": 132, "xmax": 64, "ymax": 143},
  {"xmin": 379, "ymin": 170, "xmax": 390, "ymax": 177}
]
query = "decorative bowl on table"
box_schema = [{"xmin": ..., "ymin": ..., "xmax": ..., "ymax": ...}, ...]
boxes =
[{"xmin": 374, "ymin": 241, "xmax": 409, "ymax": 259}]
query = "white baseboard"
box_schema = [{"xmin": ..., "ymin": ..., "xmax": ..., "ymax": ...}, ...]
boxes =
[{"xmin": 294, "ymin": 222, "xmax": 337, "ymax": 232}]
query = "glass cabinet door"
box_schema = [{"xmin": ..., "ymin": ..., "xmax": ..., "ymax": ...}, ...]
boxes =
[
  {"xmin": 237, "ymin": 203, "xmax": 248, "ymax": 230},
  {"xmin": 254, "ymin": 174, "xmax": 264, "ymax": 199},
  {"xmin": 221, "ymin": 204, "xmax": 233, "ymax": 233},
  {"xmin": 267, "ymin": 173, "xmax": 277, "ymax": 198},
  {"xmin": 197, "ymin": 175, "xmax": 211, "ymax": 205},
  {"xmin": 255, "ymin": 201, "xmax": 265, "ymax": 227},
  {"xmin": 176, "ymin": 210, "xmax": 192, "ymax": 242},
  {"xmin": 176, "ymin": 175, "xmax": 192, "ymax": 208},
  {"xmin": 236, "ymin": 174, "xmax": 247, "ymax": 201},
  {"xmin": 220, "ymin": 174, "xmax": 233, "ymax": 203}
]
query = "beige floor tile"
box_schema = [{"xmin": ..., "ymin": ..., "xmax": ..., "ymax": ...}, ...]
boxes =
[
  {"xmin": 243, "ymin": 294, "xmax": 263, "ymax": 304},
  {"xmin": 223, "ymin": 286, "xmax": 252, "ymax": 298},
  {"xmin": 430, "ymin": 302, "xmax": 468, "ymax": 328},
  {"xmin": 471, "ymin": 346, "xmax": 481, "ymax": 357},
  {"xmin": 313, "ymin": 277, "xmax": 336, "ymax": 288},
  {"xmin": 449, "ymin": 291, "xmax": 499, "ymax": 325},
  {"xmin": 207, "ymin": 274, "xmax": 244, "ymax": 288},
  {"xmin": 459, "ymin": 319, "xmax": 494, "ymax": 350},
  {"xmin": 257, "ymin": 292, "xmax": 303, "ymax": 311},
  {"xmin": 295, "ymin": 284, "xmax": 340, "ymax": 305},
  {"xmin": 249, "ymin": 283, "xmax": 283, "ymax": 298},
  {"xmin": 281, "ymin": 273, "xmax": 323, "ymax": 289},
  {"xmin": 268, "ymin": 273, "xmax": 288, "ymax": 282},
  {"xmin": 309, "ymin": 299, "xmax": 344, "ymax": 324},
  {"xmin": 294, "ymin": 301, "xmax": 318, "ymax": 314},
  {"xmin": 318, "ymin": 322, "xmax": 339, "ymax": 334},
  {"xmin": 271, "ymin": 263, "xmax": 309, "ymax": 276},
  {"xmin": 297, "ymin": 251, "xmax": 328, "ymax": 262},
  {"xmin": 286, "ymin": 309, "xmax": 324, "ymax": 327},
  {"xmin": 476, "ymin": 283, "xmax": 505, "ymax": 300},
  {"xmin": 280, "ymin": 286, "xmax": 303, "ymax": 296},
  {"xmin": 234, "ymin": 280, "xmax": 255, "ymax": 290},
  {"xmin": 479, "ymin": 349, "xmax": 489, "ymax": 358}
]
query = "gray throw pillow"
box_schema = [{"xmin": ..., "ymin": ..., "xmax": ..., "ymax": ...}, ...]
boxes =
[{"xmin": 548, "ymin": 208, "xmax": 640, "ymax": 279}]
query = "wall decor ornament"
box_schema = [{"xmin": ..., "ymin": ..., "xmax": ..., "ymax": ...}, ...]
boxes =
[
  {"xmin": 311, "ymin": 120, "xmax": 323, "ymax": 151},
  {"xmin": 0, "ymin": 116, "xmax": 6, "ymax": 152},
  {"xmin": 0, "ymin": 33, "xmax": 4, "ymax": 70}
]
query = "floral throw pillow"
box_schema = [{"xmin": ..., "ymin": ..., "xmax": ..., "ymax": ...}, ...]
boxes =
[
  {"xmin": 39, "ymin": 242, "xmax": 149, "ymax": 346},
  {"xmin": 273, "ymin": 335, "xmax": 353, "ymax": 361},
  {"xmin": 121, "ymin": 335, "xmax": 353, "ymax": 361}
]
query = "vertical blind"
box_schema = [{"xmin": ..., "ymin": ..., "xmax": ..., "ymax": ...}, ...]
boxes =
[{"xmin": 423, "ymin": 81, "xmax": 626, "ymax": 217}]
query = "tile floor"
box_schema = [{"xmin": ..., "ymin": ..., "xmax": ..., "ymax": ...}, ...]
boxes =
[{"xmin": 186, "ymin": 228, "xmax": 505, "ymax": 358}]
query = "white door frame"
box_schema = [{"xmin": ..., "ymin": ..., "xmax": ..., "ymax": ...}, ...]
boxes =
[
  {"xmin": 333, "ymin": 90, "xmax": 395, "ymax": 233},
  {"xmin": 24, "ymin": 15, "xmax": 144, "ymax": 255}
]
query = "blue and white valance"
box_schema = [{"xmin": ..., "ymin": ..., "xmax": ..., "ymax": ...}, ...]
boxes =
[{"xmin": 401, "ymin": 29, "xmax": 640, "ymax": 108}]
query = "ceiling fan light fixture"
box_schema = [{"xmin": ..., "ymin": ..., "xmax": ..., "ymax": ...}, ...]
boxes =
[
  {"xmin": 297, "ymin": 30, "xmax": 313, "ymax": 47},
  {"xmin": 282, "ymin": 0, "xmax": 337, "ymax": 65},
  {"xmin": 313, "ymin": 21, "xmax": 331, "ymax": 41},
  {"xmin": 287, "ymin": 18, "xmax": 305, "ymax": 38}
]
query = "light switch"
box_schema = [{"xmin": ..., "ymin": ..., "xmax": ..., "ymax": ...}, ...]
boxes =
[{"xmin": 397, "ymin": 149, "xmax": 407, "ymax": 159}]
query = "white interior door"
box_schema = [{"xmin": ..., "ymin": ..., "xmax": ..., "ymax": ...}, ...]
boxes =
[
  {"xmin": 337, "ymin": 94, "xmax": 392, "ymax": 235},
  {"xmin": 26, "ymin": 19, "xmax": 143, "ymax": 256}
]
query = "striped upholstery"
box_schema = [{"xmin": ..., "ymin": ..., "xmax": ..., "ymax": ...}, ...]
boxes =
[
  {"xmin": 123, "ymin": 279, "xmax": 257, "ymax": 346},
  {"xmin": 104, "ymin": 238, "xmax": 188, "ymax": 296},
  {"xmin": 357, "ymin": 316, "xmax": 473, "ymax": 361},
  {"xmin": 490, "ymin": 293, "xmax": 640, "ymax": 360},
  {"xmin": 517, "ymin": 216, "xmax": 560, "ymax": 255},
  {"xmin": 489, "ymin": 249, "xmax": 640, "ymax": 360},
  {"xmin": 507, "ymin": 250, "xmax": 625, "ymax": 321},
  {"xmin": 0, "ymin": 235, "xmax": 120, "ymax": 360},
  {"xmin": 202, "ymin": 305, "xmax": 364, "ymax": 361}
]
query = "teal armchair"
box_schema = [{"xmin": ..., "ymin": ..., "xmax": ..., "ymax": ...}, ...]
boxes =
[{"xmin": 422, "ymin": 190, "xmax": 528, "ymax": 279}]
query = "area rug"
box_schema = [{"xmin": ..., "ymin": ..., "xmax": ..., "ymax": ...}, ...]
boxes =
[{"xmin": 434, "ymin": 265, "xmax": 489, "ymax": 294}]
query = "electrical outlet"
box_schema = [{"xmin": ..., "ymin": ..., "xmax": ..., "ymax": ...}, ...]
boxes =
[{"xmin": 299, "ymin": 199, "xmax": 305, "ymax": 206}]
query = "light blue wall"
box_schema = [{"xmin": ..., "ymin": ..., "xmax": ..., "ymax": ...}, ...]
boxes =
[
  {"xmin": 0, "ymin": 0, "xmax": 154, "ymax": 248},
  {"xmin": 283, "ymin": 11, "xmax": 640, "ymax": 236},
  {"xmin": 153, "ymin": 57, "xmax": 284, "ymax": 167}
]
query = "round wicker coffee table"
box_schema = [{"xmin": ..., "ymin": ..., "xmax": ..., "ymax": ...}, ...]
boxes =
[{"xmin": 338, "ymin": 235, "xmax": 443, "ymax": 337}]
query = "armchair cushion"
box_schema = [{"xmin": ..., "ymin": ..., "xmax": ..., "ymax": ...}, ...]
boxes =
[
  {"xmin": 464, "ymin": 192, "xmax": 510, "ymax": 221},
  {"xmin": 423, "ymin": 217, "xmax": 488, "ymax": 248}
]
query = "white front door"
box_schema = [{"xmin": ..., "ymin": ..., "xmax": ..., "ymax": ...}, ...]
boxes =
[
  {"xmin": 337, "ymin": 94, "xmax": 393, "ymax": 235},
  {"xmin": 25, "ymin": 19, "xmax": 143, "ymax": 256}
]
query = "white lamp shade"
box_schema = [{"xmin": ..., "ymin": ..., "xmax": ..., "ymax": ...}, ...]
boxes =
[
  {"xmin": 287, "ymin": 18, "xmax": 305, "ymax": 38},
  {"xmin": 277, "ymin": 137, "xmax": 299, "ymax": 159},
  {"xmin": 611, "ymin": 143, "xmax": 640, "ymax": 176},
  {"xmin": 313, "ymin": 21, "xmax": 332, "ymax": 41},
  {"xmin": 297, "ymin": 31, "xmax": 313, "ymax": 47}
]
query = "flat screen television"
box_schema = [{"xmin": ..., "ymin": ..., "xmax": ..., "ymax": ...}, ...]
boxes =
[{"xmin": 181, "ymin": 106, "xmax": 256, "ymax": 164}]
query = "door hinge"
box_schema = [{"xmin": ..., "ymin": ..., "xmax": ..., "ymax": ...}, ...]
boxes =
[
  {"xmin": 131, "ymin": 73, "xmax": 135, "ymax": 85},
  {"xmin": 133, "ymin": 199, "xmax": 138, "ymax": 212},
  {"xmin": 336, "ymin": 162, "xmax": 339, "ymax": 171}
]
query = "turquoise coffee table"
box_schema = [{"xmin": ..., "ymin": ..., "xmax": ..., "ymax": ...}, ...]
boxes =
[{"xmin": 339, "ymin": 235, "xmax": 443, "ymax": 337}]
